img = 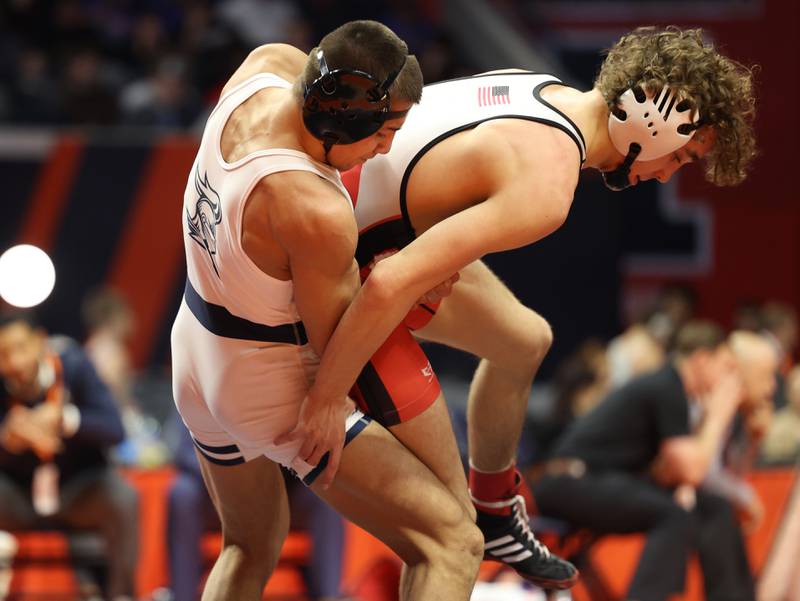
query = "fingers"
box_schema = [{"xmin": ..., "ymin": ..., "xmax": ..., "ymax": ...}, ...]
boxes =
[
  {"xmin": 305, "ymin": 443, "xmax": 327, "ymax": 470},
  {"xmin": 296, "ymin": 435, "xmax": 319, "ymax": 464},
  {"xmin": 318, "ymin": 436, "xmax": 343, "ymax": 490},
  {"xmin": 276, "ymin": 398, "xmax": 354, "ymax": 489},
  {"xmin": 273, "ymin": 427, "xmax": 302, "ymax": 447}
]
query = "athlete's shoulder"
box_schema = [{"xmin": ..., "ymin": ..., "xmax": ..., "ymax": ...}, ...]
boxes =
[
  {"xmin": 260, "ymin": 170, "xmax": 355, "ymax": 244},
  {"xmin": 265, "ymin": 171, "xmax": 356, "ymax": 272},
  {"xmin": 247, "ymin": 43, "xmax": 307, "ymax": 77},
  {"xmin": 221, "ymin": 43, "xmax": 307, "ymax": 95}
]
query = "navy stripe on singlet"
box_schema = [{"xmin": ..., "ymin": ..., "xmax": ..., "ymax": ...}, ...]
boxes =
[
  {"xmin": 184, "ymin": 279, "xmax": 308, "ymax": 345},
  {"xmin": 193, "ymin": 438, "xmax": 241, "ymax": 455},
  {"xmin": 192, "ymin": 438, "xmax": 246, "ymax": 466},
  {"xmin": 302, "ymin": 415, "xmax": 372, "ymax": 485}
]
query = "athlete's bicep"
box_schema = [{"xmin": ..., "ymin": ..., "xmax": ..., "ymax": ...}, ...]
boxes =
[
  {"xmin": 273, "ymin": 191, "xmax": 360, "ymax": 356},
  {"xmin": 377, "ymin": 183, "xmax": 569, "ymax": 303},
  {"xmin": 290, "ymin": 254, "xmax": 360, "ymax": 356}
]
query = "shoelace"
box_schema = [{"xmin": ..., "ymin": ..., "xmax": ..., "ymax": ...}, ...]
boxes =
[{"xmin": 510, "ymin": 494, "xmax": 552, "ymax": 559}]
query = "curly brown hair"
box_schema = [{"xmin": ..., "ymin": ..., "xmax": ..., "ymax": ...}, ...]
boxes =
[{"xmin": 595, "ymin": 26, "xmax": 756, "ymax": 186}]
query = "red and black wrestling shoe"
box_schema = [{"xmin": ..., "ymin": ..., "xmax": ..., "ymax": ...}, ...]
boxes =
[{"xmin": 476, "ymin": 494, "xmax": 579, "ymax": 590}]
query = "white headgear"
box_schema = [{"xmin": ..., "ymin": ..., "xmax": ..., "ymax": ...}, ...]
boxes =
[{"xmin": 608, "ymin": 86, "xmax": 700, "ymax": 161}]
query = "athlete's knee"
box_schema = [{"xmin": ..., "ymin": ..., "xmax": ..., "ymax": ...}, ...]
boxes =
[
  {"xmin": 221, "ymin": 508, "xmax": 289, "ymax": 568},
  {"xmin": 439, "ymin": 517, "xmax": 484, "ymax": 582},
  {"xmin": 495, "ymin": 311, "xmax": 553, "ymax": 374},
  {"xmin": 422, "ymin": 502, "xmax": 483, "ymax": 579},
  {"xmin": 221, "ymin": 527, "xmax": 286, "ymax": 573},
  {"xmin": 526, "ymin": 311, "xmax": 553, "ymax": 360}
]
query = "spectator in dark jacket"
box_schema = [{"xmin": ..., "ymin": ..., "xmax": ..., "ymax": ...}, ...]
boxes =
[{"xmin": 0, "ymin": 310, "xmax": 138, "ymax": 601}]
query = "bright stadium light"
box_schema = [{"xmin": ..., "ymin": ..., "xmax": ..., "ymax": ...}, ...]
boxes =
[{"xmin": 0, "ymin": 244, "xmax": 56, "ymax": 308}]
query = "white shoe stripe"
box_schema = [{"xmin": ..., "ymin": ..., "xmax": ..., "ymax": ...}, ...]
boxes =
[
  {"xmin": 499, "ymin": 549, "xmax": 534, "ymax": 563},
  {"xmin": 484, "ymin": 535, "xmax": 515, "ymax": 550},
  {"xmin": 489, "ymin": 542, "xmax": 524, "ymax": 556}
]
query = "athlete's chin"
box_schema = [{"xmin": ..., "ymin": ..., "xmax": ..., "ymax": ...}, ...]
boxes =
[{"xmin": 329, "ymin": 159, "xmax": 355, "ymax": 171}]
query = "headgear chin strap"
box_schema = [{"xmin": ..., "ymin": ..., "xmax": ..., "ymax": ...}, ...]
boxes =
[
  {"xmin": 302, "ymin": 48, "xmax": 409, "ymax": 161},
  {"xmin": 602, "ymin": 143, "xmax": 641, "ymax": 191},
  {"xmin": 608, "ymin": 85, "xmax": 701, "ymax": 162}
]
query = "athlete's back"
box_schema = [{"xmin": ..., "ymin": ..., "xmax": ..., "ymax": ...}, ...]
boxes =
[{"xmin": 351, "ymin": 70, "xmax": 587, "ymax": 262}]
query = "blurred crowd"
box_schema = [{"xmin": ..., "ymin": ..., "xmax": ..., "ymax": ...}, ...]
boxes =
[
  {"xmin": 0, "ymin": 0, "xmax": 472, "ymax": 130},
  {"xmin": 1, "ymin": 5, "xmax": 798, "ymax": 598},
  {"xmin": 2, "ymin": 281, "xmax": 798, "ymax": 600},
  {"xmin": 524, "ymin": 287, "xmax": 800, "ymax": 468}
]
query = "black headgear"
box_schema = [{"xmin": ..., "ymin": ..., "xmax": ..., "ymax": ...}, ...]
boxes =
[{"xmin": 302, "ymin": 49, "xmax": 409, "ymax": 155}]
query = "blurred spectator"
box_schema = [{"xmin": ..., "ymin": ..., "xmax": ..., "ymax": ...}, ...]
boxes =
[
  {"xmin": 760, "ymin": 301, "xmax": 797, "ymax": 376},
  {"xmin": 0, "ymin": 310, "xmax": 138, "ymax": 601},
  {"xmin": 380, "ymin": 0, "xmax": 436, "ymax": 57},
  {"xmin": 761, "ymin": 366, "xmax": 800, "ymax": 464},
  {"xmin": 164, "ymin": 413, "xmax": 349, "ymax": 601},
  {"xmin": 178, "ymin": 3, "xmax": 249, "ymax": 103},
  {"xmin": 701, "ymin": 332, "xmax": 777, "ymax": 535},
  {"xmin": 530, "ymin": 321, "xmax": 757, "ymax": 601},
  {"xmin": 216, "ymin": 0, "xmax": 310, "ymax": 48},
  {"xmin": 59, "ymin": 48, "xmax": 119, "ymax": 125},
  {"xmin": 417, "ymin": 32, "xmax": 472, "ymax": 84},
  {"xmin": 0, "ymin": 1, "xmax": 472, "ymax": 127},
  {"xmin": 646, "ymin": 282, "xmax": 698, "ymax": 350},
  {"xmin": 120, "ymin": 56, "xmax": 202, "ymax": 129},
  {"xmin": 758, "ymin": 301, "xmax": 798, "ymax": 411},
  {"xmin": 125, "ymin": 12, "xmax": 171, "ymax": 78},
  {"xmin": 82, "ymin": 287, "xmax": 168, "ymax": 468},
  {"xmin": 526, "ymin": 340, "xmax": 610, "ymax": 463},
  {"xmin": 606, "ymin": 319, "xmax": 665, "ymax": 389},
  {"xmin": 733, "ymin": 299, "xmax": 763, "ymax": 332},
  {"xmin": 8, "ymin": 46, "xmax": 59, "ymax": 124}
]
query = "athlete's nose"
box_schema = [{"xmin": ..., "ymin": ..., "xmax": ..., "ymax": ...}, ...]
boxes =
[{"xmin": 377, "ymin": 132, "xmax": 396, "ymax": 155}]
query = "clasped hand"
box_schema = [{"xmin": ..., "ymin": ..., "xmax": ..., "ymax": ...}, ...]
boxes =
[
  {"xmin": 0, "ymin": 404, "xmax": 63, "ymax": 458},
  {"xmin": 274, "ymin": 393, "xmax": 355, "ymax": 490}
]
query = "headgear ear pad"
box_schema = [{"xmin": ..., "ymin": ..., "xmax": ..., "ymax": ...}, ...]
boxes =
[
  {"xmin": 608, "ymin": 85, "xmax": 700, "ymax": 161},
  {"xmin": 303, "ymin": 49, "xmax": 406, "ymax": 145}
]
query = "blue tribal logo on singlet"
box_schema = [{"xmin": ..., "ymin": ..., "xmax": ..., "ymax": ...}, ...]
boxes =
[{"xmin": 187, "ymin": 166, "xmax": 223, "ymax": 277}]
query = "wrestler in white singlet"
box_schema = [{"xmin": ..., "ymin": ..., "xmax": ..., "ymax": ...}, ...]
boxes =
[{"xmin": 171, "ymin": 73, "xmax": 367, "ymax": 483}]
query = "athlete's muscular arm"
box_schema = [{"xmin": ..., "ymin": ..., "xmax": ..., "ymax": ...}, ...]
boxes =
[
  {"xmin": 220, "ymin": 43, "xmax": 307, "ymax": 96},
  {"xmin": 308, "ymin": 122, "xmax": 580, "ymax": 413},
  {"xmin": 249, "ymin": 172, "xmax": 360, "ymax": 488}
]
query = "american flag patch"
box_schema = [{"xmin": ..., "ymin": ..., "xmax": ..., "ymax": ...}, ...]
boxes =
[{"xmin": 478, "ymin": 85, "xmax": 510, "ymax": 107}]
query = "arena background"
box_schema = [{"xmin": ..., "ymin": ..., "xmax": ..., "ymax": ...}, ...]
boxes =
[{"xmin": 0, "ymin": 0, "xmax": 797, "ymax": 600}]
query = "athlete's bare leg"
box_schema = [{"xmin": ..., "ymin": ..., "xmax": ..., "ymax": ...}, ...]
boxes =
[
  {"xmin": 413, "ymin": 260, "xmax": 578, "ymax": 590},
  {"xmin": 312, "ymin": 420, "xmax": 483, "ymax": 601},
  {"xmin": 389, "ymin": 393, "xmax": 475, "ymax": 521},
  {"xmin": 414, "ymin": 260, "xmax": 551, "ymax": 473},
  {"xmin": 197, "ymin": 453, "xmax": 290, "ymax": 601}
]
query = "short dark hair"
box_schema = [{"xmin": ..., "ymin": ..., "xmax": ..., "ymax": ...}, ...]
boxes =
[
  {"xmin": 81, "ymin": 287, "xmax": 131, "ymax": 331},
  {"xmin": 674, "ymin": 319, "xmax": 726, "ymax": 356},
  {"xmin": 761, "ymin": 302, "xmax": 797, "ymax": 333},
  {"xmin": 0, "ymin": 308, "xmax": 41, "ymax": 332},
  {"xmin": 294, "ymin": 20, "xmax": 423, "ymax": 104}
]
